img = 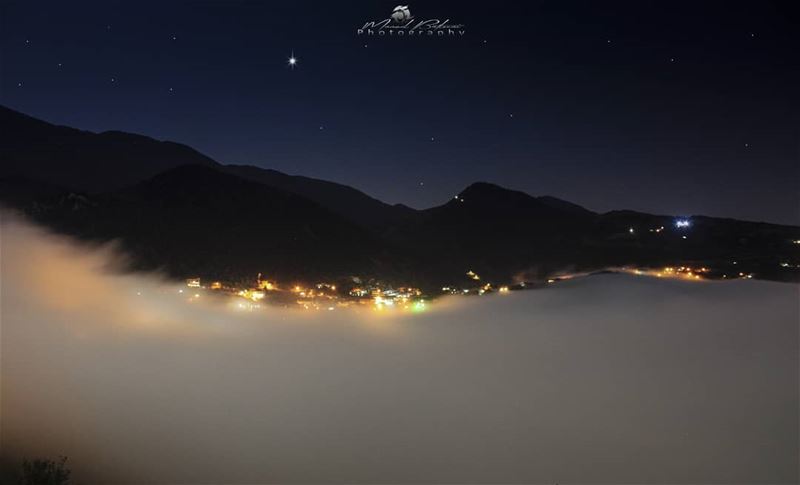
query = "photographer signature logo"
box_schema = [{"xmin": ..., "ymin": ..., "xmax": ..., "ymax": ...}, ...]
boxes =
[
  {"xmin": 391, "ymin": 5, "xmax": 412, "ymax": 23},
  {"xmin": 357, "ymin": 5, "xmax": 466, "ymax": 37}
]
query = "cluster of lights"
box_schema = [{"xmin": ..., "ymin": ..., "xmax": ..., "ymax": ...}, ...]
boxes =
[
  {"xmin": 292, "ymin": 283, "xmax": 424, "ymax": 312},
  {"xmin": 184, "ymin": 269, "xmax": 662, "ymax": 316},
  {"xmin": 299, "ymin": 301, "xmax": 342, "ymax": 311},
  {"xmin": 180, "ymin": 249, "xmax": 778, "ymax": 317},
  {"xmin": 372, "ymin": 294, "xmax": 427, "ymax": 313},
  {"xmin": 628, "ymin": 266, "xmax": 710, "ymax": 281},
  {"xmin": 624, "ymin": 265, "xmax": 761, "ymax": 282},
  {"xmin": 234, "ymin": 301, "xmax": 261, "ymax": 311},
  {"xmin": 175, "ymin": 256, "xmax": 774, "ymax": 317},
  {"xmin": 238, "ymin": 289, "xmax": 265, "ymax": 302},
  {"xmin": 256, "ymin": 273, "xmax": 277, "ymax": 291},
  {"xmin": 443, "ymin": 281, "xmax": 513, "ymax": 296}
]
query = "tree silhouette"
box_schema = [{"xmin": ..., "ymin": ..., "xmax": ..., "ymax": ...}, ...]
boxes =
[{"xmin": 20, "ymin": 456, "xmax": 71, "ymax": 485}]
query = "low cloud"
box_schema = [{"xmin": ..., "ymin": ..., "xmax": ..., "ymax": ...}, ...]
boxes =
[{"xmin": 1, "ymin": 212, "xmax": 797, "ymax": 483}]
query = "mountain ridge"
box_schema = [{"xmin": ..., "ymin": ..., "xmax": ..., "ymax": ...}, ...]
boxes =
[
  {"xmin": 2, "ymin": 106, "xmax": 798, "ymax": 288},
  {"xmin": 2, "ymin": 104, "xmax": 791, "ymax": 225}
]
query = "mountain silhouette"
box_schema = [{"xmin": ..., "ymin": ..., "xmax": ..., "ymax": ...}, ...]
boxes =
[
  {"xmin": 4, "ymin": 163, "xmax": 391, "ymax": 283},
  {"xmin": 0, "ymin": 105, "xmax": 217, "ymax": 192},
  {"xmin": 1, "ymin": 106, "xmax": 798, "ymax": 289},
  {"xmin": 223, "ymin": 164, "xmax": 415, "ymax": 228},
  {"xmin": 0, "ymin": 105, "xmax": 412, "ymax": 227}
]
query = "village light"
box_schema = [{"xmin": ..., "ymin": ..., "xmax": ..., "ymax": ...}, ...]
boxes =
[{"xmin": 675, "ymin": 218, "xmax": 691, "ymax": 228}]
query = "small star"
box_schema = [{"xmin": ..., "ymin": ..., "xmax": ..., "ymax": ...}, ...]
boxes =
[
  {"xmin": 607, "ymin": 39, "xmax": 612, "ymax": 44},
  {"xmin": 509, "ymin": 113, "xmax": 514, "ymax": 118},
  {"xmin": 25, "ymin": 39, "xmax": 30, "ymax": 45},
  {"xmin": 319, "ymin": 125, "xmax": 324, "ymax": 130},
  {"xmin": 169, "ymin": 87, "xmax": 174, "ymax": 92},
  {"xmin": 106, "ymin": 25, "xmax": 111, "ymax": 30},
  {"xmin": 363, "ymin": 44, "xmax": 368, "ymax": 48},
  {"xmin": 750, "ymin": 32, "xmax": 755, "ymax": 38},
  {"xmin": 111, "ymin": 77, "xmax": 116, "ymax": 82},
  {"xmin": 430, "ymin": 136, "xmax": 435, "ymax": 141},
  {"xmin": 288, "ymin": 51, "xmax": 298, "ymax": 68},
  {"xmin": 171, "ymin": 35, "xmax": 177, "ymax": 41},
  {"xmin": 483, "ymin": 39, "xmax": 487, "ymax": 44},
  {"xmin": 57, "ymin": 63, "xmax": 62, "ymax": 68},
  {"xmin": 17, "ymin": 82, "xmax": 22, "ymax": 87},
  {"xmin": 670, "ymin": 57, "xmax": 675, "ymax": 62},
  {"xmin": 744, "ymin": 143, "xmax": 750, "ymax": 148},
  {"xmin": 419, "ymin": 181, "xmax": 424, "ymax": 186}
]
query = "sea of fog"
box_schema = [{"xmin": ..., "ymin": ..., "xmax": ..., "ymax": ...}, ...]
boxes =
[{"xmin": 1, "ymin": 214, "xmax": 798, "ymax": 483}]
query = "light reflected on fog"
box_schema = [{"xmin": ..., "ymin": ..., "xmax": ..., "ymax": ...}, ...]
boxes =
[{"xmin": 1, "ymin": 213, "xmax": 797, "ymax": 484}]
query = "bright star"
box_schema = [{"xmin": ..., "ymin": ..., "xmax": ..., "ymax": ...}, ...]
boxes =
[{"xmin": 288, "ymin": 51, "xmax": 297, "ymax": 69}]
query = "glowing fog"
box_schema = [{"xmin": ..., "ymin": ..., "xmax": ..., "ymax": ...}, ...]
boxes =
[{"xmin": 1, "ymin": 213, "xmax": 797, "ymax": 483}]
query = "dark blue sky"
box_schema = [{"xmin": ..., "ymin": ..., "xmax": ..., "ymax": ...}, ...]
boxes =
[{"xmin": 1, "ymin": 0, "xmax": 798, "ymax": 224}]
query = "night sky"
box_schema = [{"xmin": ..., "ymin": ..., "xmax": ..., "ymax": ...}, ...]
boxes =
[{"xmin": 1, "ymin": 1, "xmax": 798, "ymax": 224}]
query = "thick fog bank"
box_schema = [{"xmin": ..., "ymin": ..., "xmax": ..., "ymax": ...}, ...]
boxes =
[{"xmin": 1, "ymin": 214, "xmax": 798, "ymax": 483}]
